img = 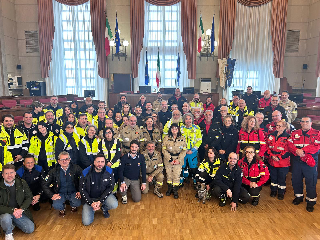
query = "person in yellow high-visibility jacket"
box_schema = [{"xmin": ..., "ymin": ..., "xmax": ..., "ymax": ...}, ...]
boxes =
[
  {"xmin": 28, "ymin": 121, "xmax": 57, "ymax": 173},
  {"xmin": 180, "ymin": 113, "xmax": 202, "ymax": 185}
]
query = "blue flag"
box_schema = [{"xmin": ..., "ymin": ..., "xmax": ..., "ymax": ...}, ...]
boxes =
[
  {"xmin": 176, "ymin": 53, "xmax": 181, "ymax": 86},
  {"xmin": 211, "ymin": 15, "xmax": 215, "ymax": 54},
  {"xmin": 145, "ymin": 50, "xmax": 149, "ymax": 85},
  {"xmin": 115, "ymin": 13, "xmax": 120, "ymax": 54}
]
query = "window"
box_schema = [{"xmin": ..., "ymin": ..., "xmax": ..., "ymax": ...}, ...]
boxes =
[
  {"xmin": 50, "ymin": 1, "xmax": 105, "ymax": 100},
  {"xmin": 138, "ymin": 2, "xmax": 188, "ymax": 91},
  {"xmin": 227, "ymin": 71, "xmax": 260, "ymax": 97}
]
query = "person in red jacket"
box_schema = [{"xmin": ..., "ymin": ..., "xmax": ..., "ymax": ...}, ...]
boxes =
[
  {"xmin": 238, "ymin": 146, "xmax": 270, "ymax": 206},
  {"xmin": 288, "ymin": 117, "xmax": 320, "ymax": 212},
  {"xmin": 203, "ymin": 96, "xmax": 215, "ymax": 113},
  {"xmin": 266, "ymin": 120, "xmax": 291, "ymax": 200},
  {"xmin": 258, "ymin": 90, "xmax": 271, "ymax": 111},
  {"xmin": 237, "ymin": 116, "xmax": 267, "ymax": 159}
]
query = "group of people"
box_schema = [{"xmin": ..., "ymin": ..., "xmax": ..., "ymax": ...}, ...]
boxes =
[{"xmin": 0, "ymin": 87, "xmax": 318, "ymax": 240}]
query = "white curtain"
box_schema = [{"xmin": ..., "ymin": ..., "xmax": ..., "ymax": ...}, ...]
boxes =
[
  {"xmin": 228, "ymin": 2, "xmax": 274, "ymax": 99},
  {"xmin": 135, "ymin": 1, "xmax": 190, "ymax": 93},
  {"xmin": 49, "ymin": 0, "xmax": 105, "ymax": 100}
]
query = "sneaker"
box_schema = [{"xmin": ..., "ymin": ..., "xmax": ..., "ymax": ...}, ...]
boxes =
[
  {"xmin": 59, "ymin": 209, "xmax": 66, "ymax": 217},
  {"xmin": 71, "ymin": 207, "xmax": 77, "ymax": 212},
  {"xmin": 306, "ymin": 204, "xmax": 314, "ymax": 212},
  {"xmin": 270, "ymin": 191, "xmax": 277, "ymax": 197},
  {"xmin": 122, "ymin": 195, "xmax": 127, "ymax": 204},
  {"xmin": 5, "ymin": 233, "xmax": 14, "ymax": 240},
  {"xmin": 292, "ymin": 197, "xmax": 303, "ymax": 205},
  {"xmin": 277, "ymin": 194, "xmax": 284, "ymax": 200}
]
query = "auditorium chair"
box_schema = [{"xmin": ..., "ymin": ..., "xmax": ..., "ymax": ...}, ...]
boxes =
[
  {"xmin": 20, "ymin": 99, "xmax": 33, "ymax": 107},
  {"xmin": 2, "ymin": 100, "xmax": 17, "ymax": 108}
]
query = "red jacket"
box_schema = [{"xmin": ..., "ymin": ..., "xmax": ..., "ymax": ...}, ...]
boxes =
[
  {"xmin": 288, "ymin": 128, "xmax": 320, "ymax": 157},
  {"xmin": 266, "ymin": 131, "xmax": 291, "ymax": 167},
  {"xmin": 258, "ymin": 97, "xmax": 271, "ymax": 109},
  {"xmin": 238, "ymin": 157, "xmax": 270, "ymax": 187},
  {"xmin": 237, "ymin": 128, "xmax": 267, "ymax": 158},
  {"xmin": 203, "ymin": 102, "xmax": 215, "ymax": 113}
]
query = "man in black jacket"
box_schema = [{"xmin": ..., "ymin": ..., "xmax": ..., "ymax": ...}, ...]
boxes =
[
  {"xmin": 42, "ymin": 151, "xmax": 82, "ymax": 217},
  {"xmin": 18, "ymin": 112, "xmax": 37, "ymax": 140},
  {"xmin": 119, "ymin": 140, "xmax": 146, "ymax": 204},
  {"xmin": 213, "ymin": 152, "xmax": 249, "ymax": 211},
  {"xmin": 168, "ymin": 88, "xmax": 187, "ymax": 112},
  {"xmin": 16, "ymin": 155, "xmax": 44, "ymax": 211},
  {"xmin": 242, "ymin": 86, "xmax": 259, "ymax": 113},
  {"xmin": 114, "ymin": 95, "xmax": 131, "ymax": 113},
  {"xmin": 263, "ymin": 95, "xmax": 287, "ymax": 125},
  {"xmin": 0, "ymin": 164, "xmax": 34, "ymax": 239},
  {"xmin": 45, "ymin": 111, "xmax": 61, "ymax": 136},
  {"xmin": 198, "ymin": 110, "xmax": 221, "ymax": 161},
  {"xmin": 158, "ymin": 100, "xmax": 171, "ymax": 127},
  {"xmin": 80, "ymin": 154, "xmax": 118, "ymax": 225}
]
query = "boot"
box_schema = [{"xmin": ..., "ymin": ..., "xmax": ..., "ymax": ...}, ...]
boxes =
[
  {"xmin": 292, "ymin": 197, "xmax": 303, "ymax": 205},
  {"xmin": 173, "ymin": 186, "xmax": 179, "ymax": 199},
  {"xmin": 154, "ymin": 184, "xmax": 163, "ymax": 198},
  {"xmin": 270, "ymin": 191, "xmax": 277, "ymax": 197},
  {"xmin": 306, "ymin": 203, "xmax": 314, "ymax": 212},
  {"xmin": 166, "ymin": 184, "xmax": 173, "ymax": 196},
  {"xmin": 252, "ymin": 197, "xmax": 260, "ymax": 206},
  {"xmin": 219, "ymin": 194, "xmax": 226, "ymax": 207}
]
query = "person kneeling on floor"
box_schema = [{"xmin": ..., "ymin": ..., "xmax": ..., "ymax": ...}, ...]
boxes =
[
  {"xmin": 80, "ymin": 154, "xmax": 118, "ymax": 226},
  {"xmin": 214, "ymin": 152, "xmax": 249, "ymax": 211},
  {"xmin": 42, "ymin": 151, "xmax": 82, "ymax": 217},
  {"xmin": 0, "ymin": 164, "xmax": 35, "ymax": 240},
  {"xmin": 238, "ymin": 146, "xmax": 270, "ymax": 206},
  {"xmin": 119, "ymin": 140, "xmax": 147, "ymax": 204},
  {"xmin": 141, "ymin": 141, "xmax": 164, "ymax": 198}
]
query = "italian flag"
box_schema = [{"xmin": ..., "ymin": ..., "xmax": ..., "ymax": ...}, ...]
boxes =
[
  {"xmin": 156, "ymin": 50, "xmax": 160, "ymax": 88},
  {"xmin": 105, "ymin": 17, "xmax": 113, "ymax": 56},
  {"xmin": 198, "ymin": 15, "xmax": 204, "ymax": 53}
]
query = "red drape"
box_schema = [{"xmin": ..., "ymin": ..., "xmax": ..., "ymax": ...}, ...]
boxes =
[
  {"xmin": 316, "ymin": 32, "xmax": 320, "ymax": 78},
  {"xmin": 131, "ymin": 0, "xmax": 197, "ymax": 80},
  {"xmin": 237, "ymin": 0, "xmax": 271, "ymax": 7},
  {"xmin": 271, "ymin": 0, "xmax": 288, "ymax": 78},
  {"xmin": 55, "ymin": 0, "xmax": 89, "ymax": 5},
  {"xmin": 37, "ymin": 0, "xmax": 107, "ymax": 78},
  {"xmin": 145, "ymin": 0, "xmax": 180, "ymax": 5}
]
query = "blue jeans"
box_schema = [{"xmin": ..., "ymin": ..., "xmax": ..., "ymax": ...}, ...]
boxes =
[
  {"xmin": 82, "ymin": 194, "xmax": 118, "ymax": 226},
  {"xmin": 52, "ymin": 192, "xmax": 81, "ymax": 211},
  {"xmin": 0, "ymin": 213, "xmax": 34, "ymax": 234}
]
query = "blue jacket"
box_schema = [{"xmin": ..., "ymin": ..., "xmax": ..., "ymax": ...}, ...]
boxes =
[
  {"xmin": 119, "ymin": 153, "xmax": 146, "ymax": 183},
  {"xmin": 17, "ymin": 165, "xmax": 44, "ymax": 196},
  {"xmin": 80, "ymin": 165, "xmax": 114, "ymax": 205}
]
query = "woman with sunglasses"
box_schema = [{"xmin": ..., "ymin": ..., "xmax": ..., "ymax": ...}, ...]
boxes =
[
  {"xmin": 238, "ymin": 146, "xmax": 270, "ymax": 206},
  {"xmin": 266, "ymin": 120, "xmax": 291, "ymax": 200},
  {"xmin": 98, "ymin": 127, "xmax": 121, "ymax": 195}
]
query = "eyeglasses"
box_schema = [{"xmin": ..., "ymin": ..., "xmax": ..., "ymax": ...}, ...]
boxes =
[
  {"xmin": 173, "ymin": 114, "xmax": 180, "ymax": 116},
  {"xmin": 276, "ymin": 125, "xmax": 282, "ymax": 127},
  {"xmin": 105, "ymin": 131, "xmax": 112, "ymax": 134},
  {"xmin": 245, "ymin": 151, "xmax": 255, "ymax": 154},
  {"xmin": 59, "ymin": 158, "xmax": 70, "ymax": 161},
  {"xmin": 66, "ymin": 126, "xmax": 73, "ymax": 129}
]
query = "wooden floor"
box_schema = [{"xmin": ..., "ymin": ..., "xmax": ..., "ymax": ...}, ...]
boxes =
[{"xmin": 12, "ymin": 173, "xmax": 320, "ymax": 240}]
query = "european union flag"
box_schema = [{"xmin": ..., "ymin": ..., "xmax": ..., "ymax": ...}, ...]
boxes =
[
  {"xmin": 145, "ymin": 50, "xmax": 149, "ymax": 85},
  {"xmin": 115, "ymin": 13, "xmax": 120, "ymax": 54},
  {"xmin": 176, "ymin": 53, "xmax": 181, "ymax": 86},
  {"xmin": 211, "ymin": 15, "xmax": 215, "ymax": 54}
]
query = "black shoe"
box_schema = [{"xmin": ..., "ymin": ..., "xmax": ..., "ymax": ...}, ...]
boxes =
[
  {"xmin": 173, "ymin": 186, "xmax": 179, "ymax": 199},
  {"xmin": 270, "ymin": 191, "xmax": 277, "ymax": 197},
  {"xmin": 166, "ymin": 184, "xmax": 173, "ymax": 196},
  {"xmin": 292, "ymin": 197, "xmax": 303, "ymax": 205},
  {"xmin": 277, "ymin": 194, "xmax": 284, "ymax": 200},
  {"xmin": 252, "ymin": 197, "xmax": 259, "ymax": 206},
  {"xmin": 103, "ymin": 210, "xmax": 110, "ymax": 218},
  {"xmin": 306, "ymin": 204, "xmax": 314, "ymax": 212},
  {"xmin": 219, "ymin": 194, "xmax": 226, "ymax": 207},
  {"xmin": 33, "ymin": 203, "xmax": 40, "ymax": 211}
]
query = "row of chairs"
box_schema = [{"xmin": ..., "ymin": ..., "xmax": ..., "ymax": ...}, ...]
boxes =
[{"xmin": 0, "ymin": 97, "xmax": 85, "ymax": 109}]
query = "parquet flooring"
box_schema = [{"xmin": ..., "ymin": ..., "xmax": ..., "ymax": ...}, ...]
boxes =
[{"xmin": 11, "ymin": 173, "xmax": 320, "ymax": 240}]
